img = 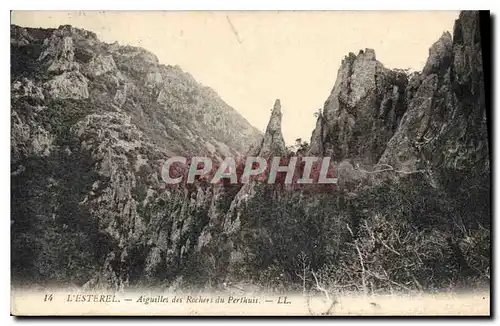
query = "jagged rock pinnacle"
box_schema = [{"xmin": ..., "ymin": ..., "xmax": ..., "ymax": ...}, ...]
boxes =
[
  {"xmin": 258, "ymin": 99, "xmax": 287, "ymax": 157},
  {"xmin": 422, "ymin": 31, "xmax": 453, "ymax": 75},
  {"xmin": 268, "ymin": 99, "xmax": 282, "ymax": 131},
  {"xmin": 314, "ymin": 47, "xmax": 408, "ymax": 164}
]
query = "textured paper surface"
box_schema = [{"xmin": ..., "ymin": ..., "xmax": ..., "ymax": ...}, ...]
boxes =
[{"xmin": 11, "ymin": 289, "xmax": 491, "ymax": 316}]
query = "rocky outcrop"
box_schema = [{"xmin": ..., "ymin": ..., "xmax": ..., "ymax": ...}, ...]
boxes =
[
  {"xmin": 45, "ymin": 71, "xmax": 90, "ymax": 99},
  {"xmin": 83, "ymin": 54, "xmax": 117, "ymax": 77},
  {"xmin": 309, "ymin": 49, "xmax": 408, "ymax": 166},
  {"xmin": 422, "ymin": 32, "xmax": 453, "ymax": 76},
  {"xmin": 11, "ymin": 109, "xmax": 54, "ymax": 159},
  {"xmin": 308, "ymin": 12, "xmax": 488, "ymax": 182},
  {"xmin": 12, "ymin": 78, "xmax": 45, "ymax": 101},
  {"xmin": 39, "ymin": 32, "xmax": 79, "ymax": 73}
]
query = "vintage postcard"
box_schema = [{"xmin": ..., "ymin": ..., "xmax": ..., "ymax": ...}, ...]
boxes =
[{"xmin": 10, "ymin": 10, "xmax": 491, "ymax": 316}]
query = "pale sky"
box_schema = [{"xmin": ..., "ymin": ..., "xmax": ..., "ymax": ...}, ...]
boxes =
[{"xmin": 11, "ymin": 11, "xmax": 459, "ymax": 145}]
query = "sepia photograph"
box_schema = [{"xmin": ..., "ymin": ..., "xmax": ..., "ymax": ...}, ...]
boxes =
[{"xmin": 9, "ymin": 9, "xmax": 492, "ymax": 316}]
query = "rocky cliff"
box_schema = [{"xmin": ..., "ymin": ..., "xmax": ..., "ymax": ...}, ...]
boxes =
[
  {"xmin": 308, "ymin": 49, "xmax": 408, "ymax": 166},
  {"xmin": 309, "ymin": 11, "xmax": 488, "ymax": 184},
  {"xmin": 380, "ymin": 12, "xmax": 489, "ymax": 179}
]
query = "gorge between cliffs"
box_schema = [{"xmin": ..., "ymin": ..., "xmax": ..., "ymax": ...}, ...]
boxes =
[{"xmin": 11, "ymin": 11, "xmax": 490, "ymax": 298}]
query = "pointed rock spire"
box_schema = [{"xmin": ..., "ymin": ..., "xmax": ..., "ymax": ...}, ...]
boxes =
[{"xmin": 258, "ymin": 99, "xmax": 287, "ymax": 157}]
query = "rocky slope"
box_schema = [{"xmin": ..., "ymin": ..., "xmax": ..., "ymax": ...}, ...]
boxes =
[
  {"xmin": 11, "ymin": 24, "xmax": 261, "ymax": 288},
  {"xmin": 11, "ymin": 25, "xmax": 262, "ymax": 161}
]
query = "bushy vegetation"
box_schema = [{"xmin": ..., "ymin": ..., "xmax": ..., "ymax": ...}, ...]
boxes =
[
  {"xmin": 221, "ymin": 171, "xmax": 490, "ymax": 294},
  {"xmin": 11, "ymin": 97, "xmax": 111, "ymax": 286},
  {"xmin": 11, "ymin": 151, "xmax": 114, "ymax": 286}
]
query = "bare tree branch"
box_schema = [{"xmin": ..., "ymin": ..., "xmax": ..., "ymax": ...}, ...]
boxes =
[
  {"xmin": 378, "ymin": 236, "xmax": 402, "ymax": 256},
  {"xmin": 346, "ymin": 223, "xmax": 368, "ymax": 296},
  {"xmin": 311, "ymin": 270, "xmax": 330, "ymax": 303},
  {"xmin": 357, "ymin": 163, "xmax": 427, "ymax": 175},
  {"xmin": 366, "ymin": 270, "xmax": 411, "ymax": 292}
]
